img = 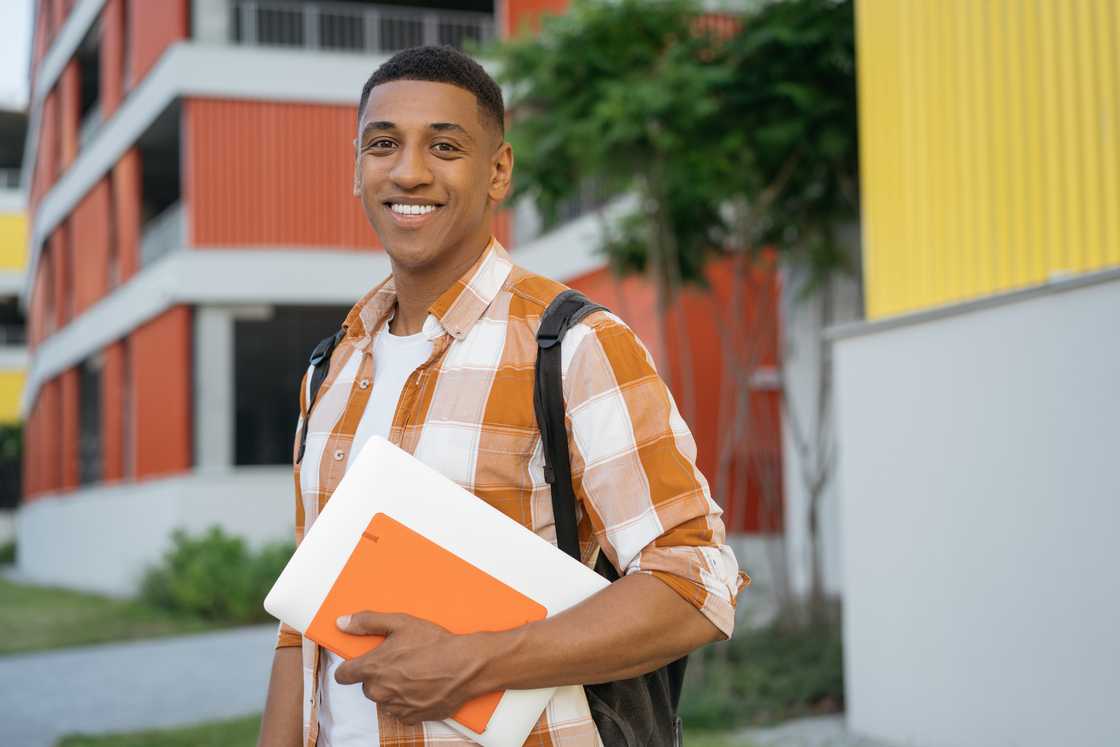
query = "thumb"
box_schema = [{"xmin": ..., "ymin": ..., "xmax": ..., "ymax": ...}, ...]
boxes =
[{"xmin": 337, "ymin": 611, "xmax": 403, "ymax": 636}]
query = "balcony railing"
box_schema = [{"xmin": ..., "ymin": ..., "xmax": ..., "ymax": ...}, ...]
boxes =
[
  {"xmin": 140, "ymin": 202, "xmax": 185, "ymax": 268},
  {"xmin": 232, "ymin": 1, "xmax": 495, "ymax": 55},
  {"xmin": 0, "ymin": 169, "xmax": 20, "ymax": 190}
]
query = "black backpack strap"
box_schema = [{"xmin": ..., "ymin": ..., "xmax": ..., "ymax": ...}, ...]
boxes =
[
  {"xmin": 296, "ymin": 328, "xmax": 345, "ymax": 464},
  {"xmin": 533, "ymin": 289, "xmax": 608, "ymax": 561}
]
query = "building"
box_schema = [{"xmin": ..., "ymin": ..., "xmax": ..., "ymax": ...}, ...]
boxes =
[
  {"xmin": 837, "ymin": 2, "xmax": 1119, "ymax": 745},
  {"xmin": 19, "ymin": 0, "xmax": 784, "ymax": 597},
  {"xmin": 0, "ymin": 108, "xmax": 29, "ymax": 532}
]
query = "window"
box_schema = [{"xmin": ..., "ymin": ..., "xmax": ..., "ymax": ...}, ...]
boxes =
[
  {"xmin": 78, "ymin": 355, "xmax": 104, "ymax": 485},
  {"xmin": 234, "ymin": 306, "xmax": 351, "ymax": 465}
]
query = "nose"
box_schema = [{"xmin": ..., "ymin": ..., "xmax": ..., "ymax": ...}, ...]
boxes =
[{"xmin": 390, "ymin": 142, "xmax": 433, "ymax": 191}]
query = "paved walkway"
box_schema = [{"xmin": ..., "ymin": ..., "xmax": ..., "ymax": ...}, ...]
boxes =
[
  {"xmin": 0, "ymin": 624, "xmax": 276, "ymax": 747},
  {"xmin": 737, "ymin": 715, "xmax": 896, "ymax": 747}
]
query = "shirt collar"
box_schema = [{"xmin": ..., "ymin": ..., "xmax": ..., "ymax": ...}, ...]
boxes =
[{"xmin": 342, "ymin": 237, "xmax": 513, "ymax": 344}]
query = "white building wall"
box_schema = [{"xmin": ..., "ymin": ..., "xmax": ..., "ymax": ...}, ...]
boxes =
[
  {"xmin": 17, "ymin": 468, "xmax": 294, "ymax": 596},
  {"xmin": 833, "ymin": 269, "xmax": 1120, "ymax": 747}
]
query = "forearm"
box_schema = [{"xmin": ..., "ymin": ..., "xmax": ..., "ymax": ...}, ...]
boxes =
[
  {"xmin": 258, "ymin": 646, "xmax": 303, "ymax": 747},
  {"xmin": 472, "ymin": 572, "xmax": 723, "ymax": 694}
]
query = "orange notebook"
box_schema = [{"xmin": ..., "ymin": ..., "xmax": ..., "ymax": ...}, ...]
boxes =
[{"xmin": 304, "ymin": 512, "xmax": 548, "ymax": 734}]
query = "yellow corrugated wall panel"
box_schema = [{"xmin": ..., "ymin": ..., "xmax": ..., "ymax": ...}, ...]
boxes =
[
  {"xmin": 856, "ymin": 0, "xmax": 1120, "ymax": 319},
  {"xmin": 0, "ymin": 370, "xmax": 25, "ymax": 424},
  {"xmin": 0, "ymin": 213, "xmax": 27, "ymax": 271}
]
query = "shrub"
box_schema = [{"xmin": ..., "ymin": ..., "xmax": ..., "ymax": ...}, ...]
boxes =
[
  {"xmin": 679, "ymin": 620, "xmax": 844, "ymax": 729},
  {"xmin": 140, "ymin": 526, "xmax": 294, "ymax": 624},
  {"xmin": 0, "ymin": 540, "xmax": 14, "ymax": 564}
]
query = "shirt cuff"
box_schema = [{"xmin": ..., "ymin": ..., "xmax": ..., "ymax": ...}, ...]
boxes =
[
  {"xmin": 639, "ymin": 566, "xmax": 751, "ymax": 640},
  {"xmin": 275, "ymin": 621, "xmax": 303, "ymax": 649}
]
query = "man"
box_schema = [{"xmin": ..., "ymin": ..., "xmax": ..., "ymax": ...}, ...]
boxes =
[{"xmin": 258, "ymin": 46, "xmax": 748, "ymax": 747}]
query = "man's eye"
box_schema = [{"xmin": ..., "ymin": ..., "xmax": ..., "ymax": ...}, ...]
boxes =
[
  {"xmin": 368, "ymin": 139, "xmax": 395, "ymax": 149},
  {"xmin": 433, "ymin": 142, "xmax": 458, "ymax": 153}
]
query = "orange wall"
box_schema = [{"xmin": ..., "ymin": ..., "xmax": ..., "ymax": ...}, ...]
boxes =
[
  {"xmin": 59, "ymin": 60, "xmax": 79, "ymax": 170},
  {"xmin": 186, "ymin": 99, "xmax": 378, "ymax": 250},
  {"xmin": 25, "ymin": 380, "xmax": 62, "ymax": 500},
  {"xmin": 567, "ymin": 257, "xmax": 783, "ymax": 534},
  {"xmin": 100, "ymin": 0, "xmax": 125, "ymax": 118},
  {"xmin": 130, "ymin": 307, "xmax": 192, "ymax": 479},
  {"xmin": 127, "ymin": 0, "xmax": 188, "ymax": 86},
  {"xmin": 113, "ymin": 148, "xmax": 141, "ymax": 282},
  {"xmin": 503, "ymin": 0, "xmax": 570, "ymax": 36},
  {"xmin": 72, "ymin": 180, "xmax": 112, "ymax": 315}
]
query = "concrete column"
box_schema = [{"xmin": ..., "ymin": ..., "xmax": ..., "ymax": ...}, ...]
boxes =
[
  {"xmin": 193, "ymin": 306, "xmax": 235, "ymax": 471},
  {"xmin": 192, "ymin": 0, "xmax": 232, "ymax": 44}
]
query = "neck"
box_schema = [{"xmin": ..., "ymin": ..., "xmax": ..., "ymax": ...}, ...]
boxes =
[{"xmin": 387, "ymin": 236, "xmax": 491, "ymax": 336}]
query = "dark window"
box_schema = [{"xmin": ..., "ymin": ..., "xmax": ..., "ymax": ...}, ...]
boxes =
[
  {"xmin": 76, "ymin": 20, "xmax": 102, "ymax": 144},
  {"xmin": 0, "ymin": 298, "xmax": 28, "ymax": 346},
  {"xmin": 234, "ymin": 306, "xmax": 351, "ymax": 466},
  {"xmin": 78, "ymin": 357, "xmax": 103, "ymax": 485}
]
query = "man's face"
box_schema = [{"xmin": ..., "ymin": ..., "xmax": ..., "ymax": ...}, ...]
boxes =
[{"xmin": 354, "ymin": 80, "xmax": 511, "ymax": 271}]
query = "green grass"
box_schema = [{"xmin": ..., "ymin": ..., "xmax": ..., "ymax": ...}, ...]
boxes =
[
  {"xmin": 56, "ymin": 713, "xmax": 261, "ymax": 747},
  {"xmin": 54, "ymin": 716, "xmax": 754, "ymax": 747},
  {"xmin": 685, "ymin": 731, "xmax": 759, "ymax": 747},
  {"xmin": 0, "ymin": 577, "xmax": 230, "ymax": 655}
]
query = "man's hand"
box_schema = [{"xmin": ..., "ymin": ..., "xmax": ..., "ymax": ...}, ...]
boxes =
[{"xmin": 333, "ymin": 612, "xmax": 489, "ymax": 725}]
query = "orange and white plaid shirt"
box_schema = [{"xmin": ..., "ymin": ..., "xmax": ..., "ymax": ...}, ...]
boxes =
[{"xmin": 277, "ymin": 238, "xmax": 749, "ymax": 747}]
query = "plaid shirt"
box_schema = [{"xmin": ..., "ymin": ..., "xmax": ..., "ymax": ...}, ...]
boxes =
[{"xmin": 276, "ymin": 239, "xmax": 749, "ymax": 747}]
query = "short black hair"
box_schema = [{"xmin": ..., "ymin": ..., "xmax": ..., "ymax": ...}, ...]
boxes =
[{"xmin": 358, "ymin": 46, "xmax": 504, "ymax": 137}]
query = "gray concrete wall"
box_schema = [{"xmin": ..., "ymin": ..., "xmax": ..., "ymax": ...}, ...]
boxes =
[
  {"xmin": 833, "ymin": 270, "xmax": 1120, "ymax": 747},
  {"xmin": 17, "ymin": 468, "xmax": 294, "ymax": 596}
]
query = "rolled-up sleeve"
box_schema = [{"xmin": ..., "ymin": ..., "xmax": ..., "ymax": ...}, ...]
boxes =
[
  {"xmin": 561, "ymin": 314, "xmax": 750, "ymax": 638},
  {"xmin": 276, "ymin": 621, "xmax": 303, "ymax": 649}
]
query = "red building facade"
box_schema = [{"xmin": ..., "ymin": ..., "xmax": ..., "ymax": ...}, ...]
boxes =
[{"xmin": 21, "ymin": 0, "xmax": 780, "ymax": 592}]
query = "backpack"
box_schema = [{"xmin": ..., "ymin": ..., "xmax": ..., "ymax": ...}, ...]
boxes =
[{"xmin": 296, "ymin": 289, "xmax": 687, "ymax": 747}]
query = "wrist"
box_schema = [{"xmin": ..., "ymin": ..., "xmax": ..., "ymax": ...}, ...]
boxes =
[{"xmin": 468, "ymin": 625, "xmax": 527, "ymax": 696}]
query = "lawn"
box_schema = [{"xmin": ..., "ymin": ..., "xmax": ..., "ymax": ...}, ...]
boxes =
[
  {"xmin": 56, "ymin": 713, "xmax": 261, "ymax": 747},
  {"xmin": 0, "ymin": 576, "xmax": 228, "ymax": 655},
  {"xmin": 55, "ymin": 716, "xmax": 756, "ymax": 747}
]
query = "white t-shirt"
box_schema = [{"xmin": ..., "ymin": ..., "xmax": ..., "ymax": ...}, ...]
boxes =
[{"xmin": 318, "ymin": 324, "xmax": 434, "ymax": 747}]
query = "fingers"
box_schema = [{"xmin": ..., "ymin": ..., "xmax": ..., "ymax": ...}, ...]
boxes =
[{"xmin": 337, "ymin": 610, "xmax": 408, "ymax": 636}]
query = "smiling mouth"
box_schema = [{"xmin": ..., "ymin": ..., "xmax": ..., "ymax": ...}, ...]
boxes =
[{"xmin": 387, "ymin": 202, "xmax": 440, "ymax": 215}]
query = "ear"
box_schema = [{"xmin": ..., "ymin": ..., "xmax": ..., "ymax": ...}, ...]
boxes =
[
  {"xmin": 488, "ymin": 141, "xmax": 514, "ymax": 205},
  {"xmin": 352, "ymin": 138, "xmax": 362, "ymax": 197}
]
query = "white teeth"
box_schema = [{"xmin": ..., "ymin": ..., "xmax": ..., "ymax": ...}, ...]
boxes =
[{"xmin": 390, "ymin": 203, "xmax": 437, "ymax": 216}]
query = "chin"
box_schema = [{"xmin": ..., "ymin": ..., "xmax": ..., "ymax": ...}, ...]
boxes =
[{"xmin": 380, "ymin": 234, "xmax": 445, "ymax": 271}]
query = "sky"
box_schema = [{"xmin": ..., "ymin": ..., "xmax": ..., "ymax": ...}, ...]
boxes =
[{"xmin": 0, "ymin": 0, "xmax": 33, "ymax": 110}]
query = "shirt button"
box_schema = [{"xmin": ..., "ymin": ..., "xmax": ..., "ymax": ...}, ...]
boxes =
[
  {"xmin": 333, "ymin": 450, "xmax": 345, "ymax": 461},
  {"xmin": 359, "ymin": 379, "xmax": 370, "ymax": 389}
]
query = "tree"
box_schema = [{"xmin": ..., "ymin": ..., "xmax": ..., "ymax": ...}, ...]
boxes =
[
  {"xmin": 494, "ymin": 0, "xmax": 740, "ymax": 422},
  {"xmin": 494, "ymin": 0, "xmax": 859, "ymax": 623},
  {"xmin": 718, "ymin": 0, "xmax": 859, "ymax": 622}
]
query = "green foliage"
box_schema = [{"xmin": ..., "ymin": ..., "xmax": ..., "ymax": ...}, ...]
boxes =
[
  {"xmin": 140, "ymin": 526, "xmax": 294, "ymax": 624},
  {"xmin": 0, "ymin": 539, "xmax": 14, "ymax": 564},
  {"xmin": 721, "ymin": 0, "xmax": 859, "ymax": 288},
  {"xmin": 493, "ymin": 0, "xmax": 859, "ymax": 291},
  {"xmin": 0, "ymin": 577, "xmax": 220, "ymax": 655},
  {"xmin": 494, "ymin": 0, "xmax": 735, "ymax": 286},
  {"xmin": 57, "ymin": 713, "xmax": 262, "ymax": 747},
  {"xmin": 680, "ymin": 621, "xmax": 844, "ymax": 729}
]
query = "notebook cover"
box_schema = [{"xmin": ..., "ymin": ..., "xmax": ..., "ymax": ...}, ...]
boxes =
[{"xmin": 304, "ymin": 512, "xmax": 548, "ymax": 734}]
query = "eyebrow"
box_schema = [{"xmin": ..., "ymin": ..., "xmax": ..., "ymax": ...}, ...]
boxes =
[{"xmin": 360, "ymin": 121, "xmax": 473, "ymax": 142}]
